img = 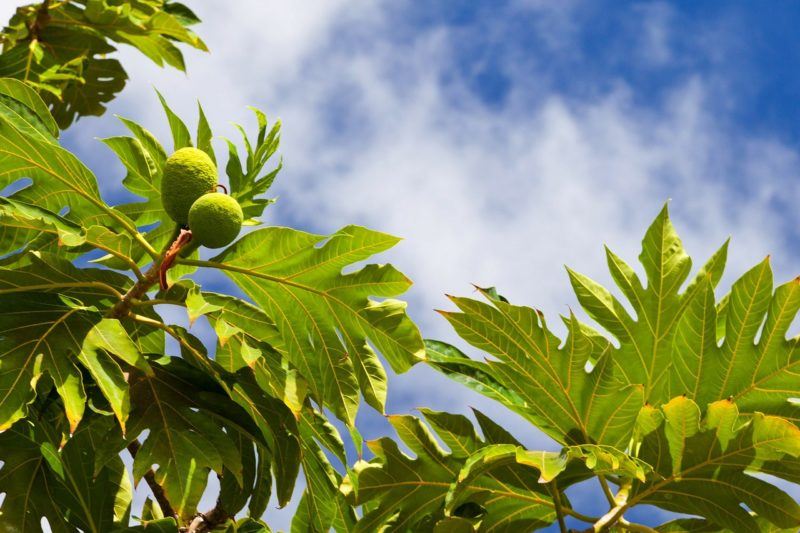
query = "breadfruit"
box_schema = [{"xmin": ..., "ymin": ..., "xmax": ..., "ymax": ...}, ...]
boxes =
[
  {"xmin": 161, "ymin": 147, "xmax": 218, "ymax": 224},
  {"xmin": 188, "ymin": 192, "xmax": 243, "ymax": 248}
]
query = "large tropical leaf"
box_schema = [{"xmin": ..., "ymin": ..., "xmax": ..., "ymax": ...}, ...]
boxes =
[
  {"xmin": 291, "ymin": 408, "xmax": 357, "ymax": 533},
  {"xmin": 656, "ymin": 517, "xmax": 798, "ymax": 533},
  {"xmin": 672, "ymin": 261, "xmax": 800, "ymax": 424},
  {"xmin": 629, "ymin": 396, "xmax": 800, "ymax": 532},
  {"xmin": 187, "ymin": 225, "xmax": 425, "ymax": 425},
  {"xmin": 0, "ymin": 196, "xmax": 137, "ymax": 273},
  {"xmin": 223, "ymin": 106, "xmax": 282, "ymax": 223},
  {"xmin": 225, "ymin": 369, "xmax": 302, "ymax": 509},
  {"xmin": 447, "ymin": 442, "xmax": 650, "ymax": 511},
  {"xmin": 429, "ymin": 206, "xmax": 800, "ymax": 449},
  {"xmin": 0, "ymin": 98, "xmax": 141, "ymax": 265},
  {"xmin": 381, "ymin": 401, "xmax": 800, "ymax": 533},
  {"xmin": 0, "ymin": 0, "xmax": 207, "ymax": 128},
  {"xmin": 0, "ymin": 77, "xmax": 58, "ymax": 141},
  {"xmin": 113, "ymin": 357, "xmax": 245, "ymax": 520},
  {"xmin": 0, "ymin": 253, "xmax": 151, "ymax": 432},
  {"xmin": 568, "ymin": 206, "xmax": 800, "ymax": 422},
  {"xmin": 0, "ymin": 407, "xmax": 131, "ymax": 533},
  {"xmin": 343, "ymin": 411, "xmax": 558, "ymax": 532},
  {"xmin": 427, "ymin": 303, "xmax": 643, "ymax": 448},
  {"xmin": 564, "ymin": 205, "xmax": 728, "ymax": 403}
]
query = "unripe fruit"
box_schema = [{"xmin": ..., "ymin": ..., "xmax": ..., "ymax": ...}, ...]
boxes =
[
  {"xmin": 188, "ymin": 192, "xmax": 243, "ymax": 248},
  {"xmin": 161, "ymin": 147, "xmax": 217, "ymax": 225}
]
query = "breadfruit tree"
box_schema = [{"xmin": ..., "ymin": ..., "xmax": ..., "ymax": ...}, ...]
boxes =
[
  {"xmin": 350, "ymin": 207, "xmax": 799, "ymax": 532},
  {"xmin": 0, "ymin": 77, "xmax": 427, "ymax": 530},
  {"xmin": 1, "ymin": 1, "xmax": 799, "ymax": 532},
  {"xmin": 0, "ymin": 0, "xmax": 427, "ymax": 525}
]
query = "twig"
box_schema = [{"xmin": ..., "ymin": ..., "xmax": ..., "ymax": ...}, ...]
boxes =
[
  {"xmin": 584, "ymin": 478, "xmax": 632, "ymax": 532},
  {"xmin": 597, "ymin": 475, "xmax": 616, "ymax": 506},
  {"xmin": 563, "ymin": 508, "xmax": 600, "ymax": 524},
  {"xmin": 0, "ymin": 281, "xmax": 123, "ymax": 300},
  {"xmin": 549, "ymin": 480, "xmax": 567, "ymax": 533},
  {"xmin": 127, "ymin": 312, "xmax": 217, "ymax": 375},
  {"xmin": 127, "ymin": 439, "xmax": 178, "ymax": 521},
  {"xmin": 159, "ymin": 228, "xmax": 192, "ymax": 290},
  {"xmin": 619, "ymin": 518, "xmax": 658, "ymax": 533}
]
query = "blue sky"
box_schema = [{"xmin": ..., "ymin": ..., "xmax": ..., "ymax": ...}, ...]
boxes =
[{"xmin": 4, "ymin": 0, "xmax": 800, "ymax": 529}]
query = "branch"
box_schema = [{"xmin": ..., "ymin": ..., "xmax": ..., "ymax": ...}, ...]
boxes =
[
  {"xmin": 185, "ymin": 500, "xmax": 229, "ymax": 533},
  {"xmin": 107, "ymin": 225, "xmax": 183, "ymax": 319},
  {"xmin": 127, "ymin": 439, "xmax": 178, "ymax": 521},
  {"xmin": 107, "ymin": 262, "xmax": 161, "ymax": 319}
]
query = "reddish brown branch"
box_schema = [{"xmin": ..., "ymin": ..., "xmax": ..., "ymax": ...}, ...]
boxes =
[
  {"xmin": 106, "ymin": 227, "xmax": 191, "ymax": 318},
  {"xmin": 28, "ymin": 0, "xmax": 52, "ymax": 40},
  {"xmin": 159, "ymin": 228, "xmax": 193, "ymax": 290}
]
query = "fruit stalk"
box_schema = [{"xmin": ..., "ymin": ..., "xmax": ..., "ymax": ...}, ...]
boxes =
[{"xmin": 158, "ymin": 228, "xmax": 193, "ymax": 290}]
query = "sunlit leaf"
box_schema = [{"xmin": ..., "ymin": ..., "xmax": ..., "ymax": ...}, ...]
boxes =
[
  {"xmin": 0, "ymin": 1, "xmax": 207, "ymax": 128},
  {"xmin": 430, "ymin": 304, "xmax": 643, "ymax": 447},
  {"xmin": 632, "ymin": 396, "xmax": 800, "ymax": 532},
  {"xmin": 121, "ymin": 357, "xmax": 244, "ymax": 519},
  {"xmin": 344, "ymin": 414, "xmax": 556, "ymax": 532},
  {"xmin": 0, "ymin": 409, "xmax": 131, "ymax": 532},
  {"xmin": 201, "ymin": 225, "xmax": 425, "ymax": 425},
  {"xmin": 0, "ymin": 253, "xmax": 134, "ymax": 431}
]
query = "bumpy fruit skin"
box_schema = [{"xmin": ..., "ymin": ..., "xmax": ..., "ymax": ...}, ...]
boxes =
[
  {"xmin": 188, "ymin": 192, "xmax": 243, "ymax": 248},
  {"xmin": 161, "ymin": 147, "xmax": 218, "ymax": 224}
]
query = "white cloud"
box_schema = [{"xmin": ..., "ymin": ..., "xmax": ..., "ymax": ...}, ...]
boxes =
[{"xmin": 11, "ymin": 0, "xmax": 800, "ymax": 527}]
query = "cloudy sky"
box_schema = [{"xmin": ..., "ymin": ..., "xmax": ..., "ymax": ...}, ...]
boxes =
[{"xmin": 5, "ymin": 0, "xmax": 800, "ymax": 529}]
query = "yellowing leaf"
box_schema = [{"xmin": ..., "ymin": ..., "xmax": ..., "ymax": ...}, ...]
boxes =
[{"xmin": 633, "ymin": 397, "xmax": 800, "ymax": 532}]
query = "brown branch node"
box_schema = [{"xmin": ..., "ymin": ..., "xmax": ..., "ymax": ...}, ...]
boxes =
[{"xmin": 184, "ymin": 502, "xmax": 229, "ymax": 533}]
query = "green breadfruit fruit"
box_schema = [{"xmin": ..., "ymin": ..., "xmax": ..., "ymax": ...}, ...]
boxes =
[
  {"xmin": 161, "ymin": 147, "xmax": 218, "ymax": 224},
  {"xmin": 188, "ymin": 192, "xmax": 244, "ymax": 249}
]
